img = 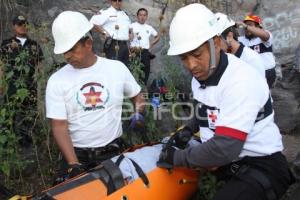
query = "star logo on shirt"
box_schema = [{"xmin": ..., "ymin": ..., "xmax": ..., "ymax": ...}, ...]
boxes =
[
  {"xmin": 77, "ymin": 82, "xmax": 110, "ymax": 111},
  {"xmin": 83, "ymin": 86, "xmax": 102, "ymax": 107}
]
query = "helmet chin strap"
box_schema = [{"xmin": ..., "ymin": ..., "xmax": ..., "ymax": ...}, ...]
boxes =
[
  {"xmin": 84, "ymin": 32, "xmax": 93, "ymax": 40},
  {"xmin": 220, "ymin": 36, "xmax": 232, "ymax": 53},
  {"xmin": 208, "ymin": 38, "xmax": 216, "ymax": 77}
]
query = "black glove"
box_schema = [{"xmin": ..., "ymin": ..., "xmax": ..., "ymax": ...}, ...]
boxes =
[
  {"xmin": 173, "ymin": 126, "xmax": 193, "ymax": 149},
  {"xmin": 157, "ymin": 146, "xmax": 176, "ymax": 169},
  {"xmin": 52, "ymin": 163, "xmax": 85, "ymax": 185},
  {"xmin": 67, "ymin": 163, "xmax": 85, "ymax": 178}
]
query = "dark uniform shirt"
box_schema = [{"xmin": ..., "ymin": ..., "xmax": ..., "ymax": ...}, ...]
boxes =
[{"xmin": 0, "ymin": 36, "xmax": 43, "ymax": 99}]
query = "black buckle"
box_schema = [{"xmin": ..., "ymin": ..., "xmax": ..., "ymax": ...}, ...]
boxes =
[{"xmin": 230, "ymin": 163, "xmax": 240, "ymax": 174}]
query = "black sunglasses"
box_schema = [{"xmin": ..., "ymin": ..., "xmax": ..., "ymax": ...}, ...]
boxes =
[
  {"xmin": 15, "ymin": 21, "xmax": 28, "ymax": 26},
  {"xmin": 112, "ymin": 0, "xmax": 122, "ymax": 2}
]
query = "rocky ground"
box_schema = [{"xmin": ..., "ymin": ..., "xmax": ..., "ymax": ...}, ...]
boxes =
[
  {"xmin": 273, "ymin": 67, "xmax": 300, "ymax": 200},
  {"xmin": 281, "ymin": 134, "xmax": 300, "ymax": 200}
]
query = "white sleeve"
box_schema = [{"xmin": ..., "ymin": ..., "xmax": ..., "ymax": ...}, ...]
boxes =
[
  {"xmin": 250, "ymin": 56, "xmax": 266, "ymax": 77},
  {"xmin": 216, "ymin": 78, "xmax": 268, "ymax": 134},
  {"xmin": 150, "ymin": 26, "xmax": 158, "ymax": 37},
  {"xmin": 129, "ymin": 23, "xmax": 133, "ymax": 29},
  {"xmin": 122, "ymin": 64, "xmax": 141, "ymax": 98},
  {"xmin": 90, "ymin": 11, "xmax": 108, "ymax": 26},
  {"xmin": 45, "ymin": 76, "xmax": 67, "ymax": 120},
  {"xmin": 262, "ymin": 30, "xmax": 273, "ymax": 48},
  {"xmin": 244, "ymin": 48, "xmax": 266, "ymax": 76}
]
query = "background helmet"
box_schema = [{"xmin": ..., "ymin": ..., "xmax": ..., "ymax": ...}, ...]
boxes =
[
  {"xmin": 168, "ymin": 3, "xmax": 220, "ymax": 56},
  {"xmin": 215, "ymin": 12, "xmax": 235, "ymax": 35},
  {"xmin": 52, "ymin": 11, "xmax": 93, "ymax": 54},
  {"xmin": 244, "ymin": 14, "xmax": 262, "ymax": 27}
]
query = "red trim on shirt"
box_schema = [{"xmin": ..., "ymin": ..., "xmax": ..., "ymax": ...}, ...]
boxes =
[{"xmin": 215, "ymin": 126, "xmax": 247, "ymax": 141}]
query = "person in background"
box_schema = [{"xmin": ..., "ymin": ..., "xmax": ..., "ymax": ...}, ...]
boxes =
[
  {"xmin": 157, "ymin": 4, "xmax": 294, "ymax": 200},
  {"xmin": 130, "ymin": 8, "xmax": 160, "ymax": 85},
  {"xmin": 47, "ymin": 11, "xmax": 145, "ymax": 182},
  {"xmin": 237, "ymin": 14, "xmax": 276, "ymax": 88},
  {"xmin": 0, "ymin": 15, "xmax": 44, "ymax": 147},
  {"xmin": 90, "ymin": 0, "xmax": 132, "ymax": 66},
  {"xmin": 216, "ymin": 12, "xmax": 265, "ymax": 78}
]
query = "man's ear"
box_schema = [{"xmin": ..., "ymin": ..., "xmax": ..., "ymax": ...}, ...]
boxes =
[
  {"xmin": 227, "ymin": 32, "xmax": 234, "ymax": 42},
  {"xmin": 213, "ymin": 36, "xmax": 222, "ymax": 49},
  {"xmin": 85, "ymin": 38, "xmax": 93, "ymax": 50}
]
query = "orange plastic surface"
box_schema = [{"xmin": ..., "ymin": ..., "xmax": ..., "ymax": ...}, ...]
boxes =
[
  {"xmin": 53, "ymin": 178, "xmax": 108, "ymax": 200},
  {"xmin": 104, "ymin": 167, "xmax": 199, "ymax": 200}
]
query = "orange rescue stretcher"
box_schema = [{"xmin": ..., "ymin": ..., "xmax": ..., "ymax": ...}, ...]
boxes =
[
  {"xmin": 33, "ymin": 167, "xmax": 198, "ymax": 200},
  {"xmin": 30, "ymin": 145, "xmax": 200, "ymax": 200}
]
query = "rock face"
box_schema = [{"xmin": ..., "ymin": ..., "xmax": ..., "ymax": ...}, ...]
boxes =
[
  {"xmin": 273, "ymin": 67, "xmax": 300, "ymax": 135},
  {"xmin": 0, "ymin": 0, "xmax": 300, "ymax": 135}
]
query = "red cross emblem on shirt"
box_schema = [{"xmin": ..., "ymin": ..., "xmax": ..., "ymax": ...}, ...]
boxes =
[
  {"xmin": 83, "ymin": 86, "xmax": 102, "ymax": 107},
  {"xmin": 254, "ymin": 45, "xmax": 260, "ymax": 53},
  {"xmin": 208, "ymin": 111, "xmax": 218, "ymax": 123}
]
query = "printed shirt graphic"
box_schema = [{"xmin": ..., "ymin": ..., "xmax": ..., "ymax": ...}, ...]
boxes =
[
  {"xmin": 77, "ymin": 82, "xmax": 110, "ymax": 111},
  {"xmin": 46, "ymin": 57, "xmax": 141, "ymax": 147},
  {"xmin": 207, "ymin": 109, "xmax": 219, "ymax": 129}
]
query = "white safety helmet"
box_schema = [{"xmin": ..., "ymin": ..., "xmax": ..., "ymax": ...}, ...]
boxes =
[
  {"xmin": 167, "ymin": 3, "xmax": 220, "ymax": 56},
  {"xmin": 52, "ymin": 11, "xmax": 94, "ymax": 54},
  {"xmin": 215, "ymin": 12, "xmax": 235, "ymax": 35}
]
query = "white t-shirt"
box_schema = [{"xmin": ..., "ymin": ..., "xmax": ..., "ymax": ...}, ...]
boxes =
[
  {"xmin": 129, "ymin": 22, "xmax": 158, "ymax": 49},
  {"xmin": 16, "ymin": 37, "xmax": 27, "ymax": 46},
  {"xmin": 90, "ymin": 6, "xmax": 131, "ymax": 41},
  {"xmin": 46, "ymin": 56, "xmax": 141, "ymax": 148},
  {"xmin": 235, "ymin": 43, "xmax": 266, "ymax": 77},
  {"xmin": 191, "ymin": 53, "xmax": 282, "ymax": 157},
  {"xmin": 238, "ymin": 31, "xmax": 276, "ymax": 70}
]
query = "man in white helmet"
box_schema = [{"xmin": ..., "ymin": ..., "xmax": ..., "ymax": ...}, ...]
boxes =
[
  {"xmin": 215, "ymin": 12, "xmax": 265, "ymax": 78},
  {"xmin": 46, "ymin": 11, "xmax": 145, "ymax": 181},
  {"xmin": 157, "ymin": 4, "xmax": 293, "ymax": 200}
]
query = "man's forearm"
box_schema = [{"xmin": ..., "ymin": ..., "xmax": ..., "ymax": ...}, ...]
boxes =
[
  {"xmin": 246, "ymin": 25, "xmax": 270, "ymax": 41},
  {"xmin": 150, "ymin": 35, "xmax": 160, "ymax": 49},
  {"xmin": 51, "ymin": 119, "xmax": 79, "ymax": 164},
  {"xmin": 129, "ymin": 28, "xmax": 134, "ymax": 41},
  {"xmin": 174, "ymin": 135, "xmax": 244, "ymax": 168},
  {"xmin": 131, "ymin": 93, "xmax": 145, "ymax": 113},
  {"xmin": 93, "ymin": 25, "xmax": 109, "ymax": 37}
]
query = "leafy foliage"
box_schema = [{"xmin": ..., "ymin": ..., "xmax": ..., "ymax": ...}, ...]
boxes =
[
  {"xmin": 0, "ymin": 23, "xmax": 59, "ymax": 193},
  {"xmin": 195, "ymin": 172, "xmax": 225, "ymax": 200}
]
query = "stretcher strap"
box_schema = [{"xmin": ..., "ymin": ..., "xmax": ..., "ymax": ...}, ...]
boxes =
[
  {"xmin": 115, "ymin": 154, "xmax": 125, "ymax": 166},
  {"xmin": 102, "ymin": 159, "xmax": 125, "ymax": 194},
  {"xmin": 46, "ymin": 174, "xmax": 97, "ymax": 196},
  {"xmin": 115, "ymin": 154, "xmax": 150, "ymax": 187},
  {"xmin": 45, "ymin": 161, "xmax": 124, "ymax": 197}
]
